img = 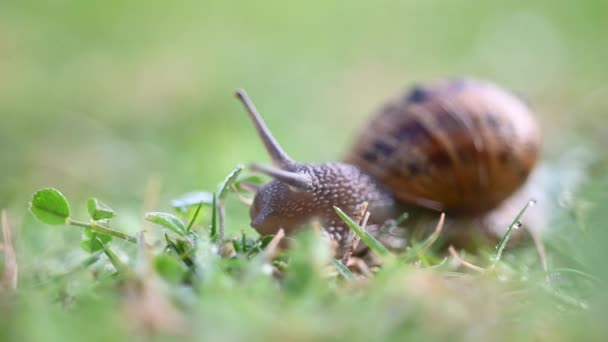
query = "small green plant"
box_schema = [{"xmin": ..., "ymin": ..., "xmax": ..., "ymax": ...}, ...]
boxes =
[{"xmin": 27, "ymin": 165, "xmax": 256, "ymax": 282}]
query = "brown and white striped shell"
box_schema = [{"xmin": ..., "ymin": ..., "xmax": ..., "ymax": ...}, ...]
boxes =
[{"xmin": 346, "ymin": 79, "xmax": 541, "ymax": 215}]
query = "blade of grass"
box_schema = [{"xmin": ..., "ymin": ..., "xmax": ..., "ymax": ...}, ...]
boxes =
[
  {"xmin": 241, "ymin": 231, "xmax": 248, "ymax": 253},
  {"xmin": 186, "ymin": 202, "xmax": 203, "ymax": 232},
  {"xmin": 217, "ymin": 164, "xmax": 244, "ymax": 200},
  {"xmin": 493, "ymin": 199, "xmax": 536, "ymax": 265},
  {"xmin": 217, "ymin": 202, "xmax": 226, "ymax": 247},
  {"xmin": 210, "ymin": 193, "xmax": 217, "ymax": 242},
  {"xmin": 164, "ymin": 234, "xmax": 194, "ymax": 267},
  {"xmin": 334, "ymin": 206, "xmax": 391, "ymax": 258},
  {"xmin": 399, "ymin": 213, "xmax": 444, "ymax": 264},
  {"xmin": 394, "ymin": 211, "xmax": 409, "ymax": 226},
  {"xmin": 331, "ymin": 258, "xmax": 354, "ymax": 281},
  {"xmin": 342, "ymin": 204, "xmax": 369, "ymax": 264}
]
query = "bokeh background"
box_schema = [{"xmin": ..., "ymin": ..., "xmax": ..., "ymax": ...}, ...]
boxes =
[
  {"xmin": 2, "ymin": 0, "xmax": 607, "ymax": 215},
  {"xmin": 1, "ymin": 1, "xmax": 608, "ymax": 340}
]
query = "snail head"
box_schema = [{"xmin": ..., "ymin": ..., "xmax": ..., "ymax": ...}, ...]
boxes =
[{"xmin": 235, "ymin": 89, "xmax": 319, "ymax": 236}]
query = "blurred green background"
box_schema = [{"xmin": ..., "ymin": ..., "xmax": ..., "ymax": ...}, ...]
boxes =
[
  {"xmin": 2, "ymin": 0, "xmax": 607, "ymax": 215},
  {"xmin": 1, "ymin": 1, "xmax": 608, "ymax": 340}
]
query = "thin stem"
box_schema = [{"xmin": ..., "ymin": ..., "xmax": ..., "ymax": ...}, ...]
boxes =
[
  {"xmin": 492, "ymin": 199, "xmax": 536, "ymax": 265},
  {"xmin": 67, "ymin": 219, "xmax": 92, "ymax": 229},
  {"xmin": 186, "ymin": 202, "xmax": 203, "ymax": 232},
  {"xmin": 67, "ymin": 218, "xmax": 136, "ymax": 243},
  {"xmin": 217, "ymin": 201, "xmax": 226, "ymax": 248},
  {"xmin": 210, "ymin": 193, "xmax": 218, "ymax": 242},
  {"xmin": 331, "ymin": 258, "xmax": 355, "ymax": 281},
  {"xmin": 448, "ymin": 246, "xmax": 485, "ymax": 273},
  {"xmin": 399, "ymin": 213, "xmax": 445, "ymax": 264}
]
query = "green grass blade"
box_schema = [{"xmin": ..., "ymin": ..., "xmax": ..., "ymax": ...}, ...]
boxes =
[
  {"xmin": 493, "ymin": 199, "xmax": 536, "ymax": 264},
  {"xmin": 399, "ymin": 213, "xmax": 444, "ymax": 264},
  {"xmin": 217, "ymin": 164, "xmax": 244, "ymax": 200},
  {"xmin": 186, "ymin": 202, "xmax": 203, "ymax": 232},
  {"xmin": 86, "ymin": 198, "xmax": 115, "ymax": 220},
  {"xmin": 400, "ymin": 236, "xmax": 436, "ymax": 264},
  {"xmin": 144, "ymin": 212, "xmax": 187, "ymax": 237},
  {"xmin": 210, "ymin": 193, "xmax": 218, "ymax": 242},
  {"xmin": 334, "ymin": 206, "xmax": 391, "ymax": 258},
  {"xmin": 331, "ymin": 258, "xmax": 354, "ymax": 281}
]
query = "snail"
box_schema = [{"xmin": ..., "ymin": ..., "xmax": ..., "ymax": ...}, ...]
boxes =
[{"xmin": 234, "ymin": 78, "xmax": 541, "ymax": 253}]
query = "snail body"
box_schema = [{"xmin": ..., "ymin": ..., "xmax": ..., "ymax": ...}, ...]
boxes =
[{"xmin": 235, "ymin": 78, "xmax": 541, "ymax": 252}]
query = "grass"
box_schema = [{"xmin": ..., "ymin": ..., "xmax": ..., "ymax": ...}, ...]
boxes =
[
  {"xmin": 1, "ymin": 169, "xmax": 606, "ymax": 341},
  {"xmin": 1, "ymin": 0, "xmax": 608, "ymax": 341}
]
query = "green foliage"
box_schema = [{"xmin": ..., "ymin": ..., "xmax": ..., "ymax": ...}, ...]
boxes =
[
  {"xmin": 282, "ymin": 230, "xmax": 332, "ymax": 295},
  {"xmin": 171, "ymin": 192, "xmax": 214, "ymax": 213},
  {"xmin": 80, "ymin": 228, "xmax": 112, "ymax": 253},
  {"xmin": 102, "ymin": 245, "xmax": 128, "ymax": 273},
  {"xmin": 210, "ymin": 193, "xmax": 218, "ymax": 241},
  {"xmin": 154, "ymin": 254, "xmax": 188, "ymax": 284},
  {"xmin": 493, "ymin": 199, "xmax": 537, "ymax": 263},
  {"xmin": 331, "ymin": 258, "xmax": 355, "ymax": 281},
  {"xmin": 17, "ymin": 173, "xmax": 608, "ymax": 341},
  {"xmin": 399, "ymin": 214, "xmax": 443, "ymax": 264},
  {"xmin": 334, "ymin": 206, "xmax": 391, "ymax": 257},
  {"xmin": 86, "ymin": 198, "xmax": 115, "ymax": 220},
  {"xmin": 165, "ymin": 234, "xmax": 196, "ymax": 268},
  {"xmin": 145, "ymin": 212, "xmax": 187, "ymax": 237},
  {"xmin": 30, "ymin": 188, "xmax": 71, "ymax": 225},
  {"xmin": 185, "ymin": 202, "xmax": 203, "ymax": 232},
  {"xmin": 217, "ymin": 164, "xmax": 244, "ymax": 200}
]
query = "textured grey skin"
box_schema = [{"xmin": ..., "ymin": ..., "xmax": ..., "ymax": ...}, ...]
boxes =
[{"xmin": 249, "ymin": 162, "xmax": 398, "ymax": 245}]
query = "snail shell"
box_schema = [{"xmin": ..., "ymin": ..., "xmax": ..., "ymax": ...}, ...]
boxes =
[{"xmin": 346, "ymin": 79, "xmax": 541, "ymax": 215}]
